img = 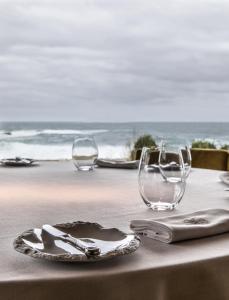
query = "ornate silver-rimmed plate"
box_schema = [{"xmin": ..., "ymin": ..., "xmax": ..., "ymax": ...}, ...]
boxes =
[
  {"xmin": 13, "ymin": 221, "xmax": 140, "ymax": 262},
  {"xmin": 0, "ymin": 157, "xmax": 38, "ymax": 167},
  {"xmin": 219, "ymin": 172, "xmax": 229, "ymax": 186}
]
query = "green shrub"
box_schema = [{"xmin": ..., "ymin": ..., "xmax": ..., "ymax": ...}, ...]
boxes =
[
  {"xmin": 221, "ymin": 144, "xmax": 229, "ymax": 150},
  {"xmin": 191, "ymin": 140, "xmax": 216, "ymax": 149},
  {"xmin": 134, "ymin": 134, "xmax": 157, "ymax": 150}
]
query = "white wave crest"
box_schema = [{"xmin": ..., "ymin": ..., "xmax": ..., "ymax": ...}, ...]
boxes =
[
  {"xmin": 0, "ymin": 130, "xmax": 39, "ymax": 138},
  {"xmin": 0, "ymin": 142, "xmax": 130, "ymax": 160},
  {"xmin": 0, "ymin": 129, "xmax": 109, "ymax": 138},
  {"xmin": 41, "ymin": 129, "xmax": 108, "ymax": 135}
]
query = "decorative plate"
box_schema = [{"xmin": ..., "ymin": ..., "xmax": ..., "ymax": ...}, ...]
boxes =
[
  {"xmin": 219, "ymin": 172, "xmax": 229, "ymax": 186},
  {"xmin": 0, "ymin": 157, "xmax": 38, "ymax": 167},
  {"xmin": 13, "ymin": 221, "xmax": 141, "ymax": 262}
]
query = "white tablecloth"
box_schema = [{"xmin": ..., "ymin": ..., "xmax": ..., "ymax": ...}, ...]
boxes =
[{"xmin": 0, "ymin": 162, "xmax": 229, "ymax": 300}]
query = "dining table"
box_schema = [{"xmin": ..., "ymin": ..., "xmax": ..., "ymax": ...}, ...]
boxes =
[{"xmin": 0, "ymin": 161, "xmax": 229, "ymax": 300}]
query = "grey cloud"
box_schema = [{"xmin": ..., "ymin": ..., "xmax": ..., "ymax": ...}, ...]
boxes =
[{"xmin": 0, "ymin": 0, "xmax": 229, "ymax": 121}]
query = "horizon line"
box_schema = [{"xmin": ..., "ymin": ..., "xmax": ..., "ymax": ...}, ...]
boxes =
[{"xmin": 1, "ymin": 120, "xmax": 229, "ymax": 124}]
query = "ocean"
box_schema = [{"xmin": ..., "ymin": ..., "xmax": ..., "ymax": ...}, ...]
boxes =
[{"xmin": 0, "ymin": 122, "xmax": 229, "ymax": 160}]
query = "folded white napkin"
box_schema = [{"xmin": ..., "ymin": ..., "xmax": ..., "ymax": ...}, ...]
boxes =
[
  {"xmin": 130, "ymin": 209, "xmax": 229, "ymax": 243},
  {"xmin": 96, "ymin": 159, "xmax": 139, "ymax": 169}
]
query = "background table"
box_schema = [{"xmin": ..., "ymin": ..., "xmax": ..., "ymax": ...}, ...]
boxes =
[{"xmin": 1, "ymin": 162, "xmax": 229, "ymax": 300}]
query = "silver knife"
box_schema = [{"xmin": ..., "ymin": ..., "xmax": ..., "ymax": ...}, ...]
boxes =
[{"xmin": 42, "ymin": 224, "xmax": 100, "ymax": 256}]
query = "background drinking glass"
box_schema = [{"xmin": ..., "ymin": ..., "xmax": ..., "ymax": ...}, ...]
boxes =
[
  {"xmin": 160, "ymin": 140, "xmax": 191, "ymax": 179},
  {"xmin": 72, "ymin": 136, "xmax": 98, "ymax": 171},
  {"xmin": 159, "ymin": 142, "xmax": 186, "ymax": 182},
  {"xmin": 138, "ymin": 147, "xmax": 186, "ymax": 211}
]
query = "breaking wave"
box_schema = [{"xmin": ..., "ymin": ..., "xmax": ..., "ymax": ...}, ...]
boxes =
[
  {"xmin": 0, "ymin": 129, "xmax": 108, "ymax": 138},
  {"xmin": 0, "ymin": 142, "xmax": 130, "ymax": 160}
]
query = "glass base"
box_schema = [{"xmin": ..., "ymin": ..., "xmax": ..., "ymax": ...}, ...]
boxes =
[
  {"xmin": 149, "ymin": 202, "xmax": 176, "ymax": 211},
  {"xmin": 76, "ymin": 166, "xmax": 94, "ymax": 171}
]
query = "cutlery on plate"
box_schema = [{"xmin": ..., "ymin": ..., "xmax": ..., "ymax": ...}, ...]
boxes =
[
  {"xmin": 16, "ymin": 157, "xmax": 35, "ymax": 164},
  {"xmin": 42, "ymin": 224, "xmax": 101, "ymax": 256}
]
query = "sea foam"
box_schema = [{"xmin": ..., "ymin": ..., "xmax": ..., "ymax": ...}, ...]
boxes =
[{"xmin": 0, "ymin": 142, "xmax": 130, "ymax": 160}]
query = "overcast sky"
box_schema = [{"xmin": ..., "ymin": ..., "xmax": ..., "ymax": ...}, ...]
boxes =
[{"xmin": 0, "ymin": 0, "xmax": 229, "ymax": 122}]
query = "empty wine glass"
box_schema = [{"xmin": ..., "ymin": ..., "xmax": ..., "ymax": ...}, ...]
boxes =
[
  {"xmin": 72, "ymin": 136, "xmax": 98, "ymax": 171},
  {"xmin": 138, "ymin": 147, "xmax": 186, "ymax": 211}
]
